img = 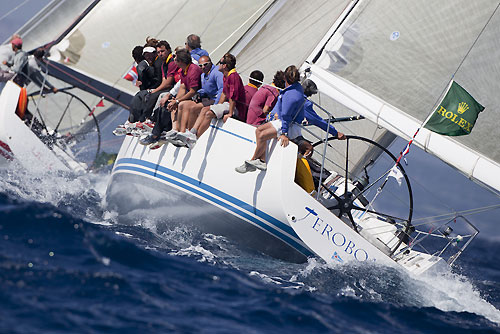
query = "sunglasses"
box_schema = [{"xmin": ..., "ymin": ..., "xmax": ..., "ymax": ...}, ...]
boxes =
[{"xmin": 198, "ymin": 63, "xmax": 210, "ymax": 68}]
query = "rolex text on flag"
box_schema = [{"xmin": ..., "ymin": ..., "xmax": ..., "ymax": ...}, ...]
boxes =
[{"xmin": 424, "ymin": 81, "xmax": 484, "ymax": 136}]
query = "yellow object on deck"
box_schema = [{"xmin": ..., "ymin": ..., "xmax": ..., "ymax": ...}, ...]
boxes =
[{"xmin": 295, "ymin": 157, "xmax": 315, "ymax": 193}]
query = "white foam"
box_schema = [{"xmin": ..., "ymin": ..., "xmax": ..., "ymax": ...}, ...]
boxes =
[
  {"xmin": 290, "ymin": 257, "xmax": 500, "ymax": 324},
  {"xmin": 170, "ymin": 245, "xmax": 217, "ymax": 263},
  {"xmin": 0, "ymin": 165, "xmax": 107, "ymax": 209},
  {"xmin": 413, "ymin": 270, "xmax": 500, "ymax": 324}
]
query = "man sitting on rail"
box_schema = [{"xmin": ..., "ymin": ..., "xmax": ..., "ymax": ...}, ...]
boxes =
[
  {"xmin": 176, "ymin": 53, "xmax": 245, "ymax": 148},
  {"xmin": 290, "ymin": 79, "xmax": 346, "ymax": 156},
  {"xmin": 140, "ymin": 48, "xmax": 202, "ymax": 147},
  {"xmin": 241, "ymin": 70, "xmax": 263, "ymax": 123},
  {"xmin": 184, "ymin": 34, "xmax": 209, "ymax": 64},
  {"xmin": 139, "ymin": 40, "xmax": 177, "ymax": 123},
  {"xmin": 0, "ymin": 38, "xmax": 28, "ymax": 86},
  {"xmin": 235, "ymin": 65, "xmax": 305, "ymax": 173},
  {"xmin": 246, "ymin": 70, "xmax": 285, "ymax": 125},
  {"xmin": 176, "ymin": 55, "xmax": 223, "ymax": 136}
]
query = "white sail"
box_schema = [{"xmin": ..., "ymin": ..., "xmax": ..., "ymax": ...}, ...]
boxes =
[
  {"xmin": 38, "ymin": 0, "xmax": 389, "ymax": 176},
  {"xmin": 306, "ymin": 0, "xmax": 500, "ymax": 193},
  {"xmin": 45, "ymin": 0, "xmax": 274, "ymax": 95},
  {"xmin": 231, "ymin": 0, "xmax": 351, "ymax": 79},
  {"xmin": 231, "ymin": 0, "xmax": 393, "ymax": 175},
  {"xmin": 13, "ymin": 0, "xmax": 96, "ymax": 50}
]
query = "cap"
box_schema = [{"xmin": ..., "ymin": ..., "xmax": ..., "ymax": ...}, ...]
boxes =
[
  {"xmin": 11, "ymin": 38, "xmax": 23, "ymax": 47},
  {"xmin": 142, "ymin": 46, "xmax": 156, "ymax": 54},
  {"xmin": 302, "ymin": 79, "xmax": 318, "ymax": 97}
]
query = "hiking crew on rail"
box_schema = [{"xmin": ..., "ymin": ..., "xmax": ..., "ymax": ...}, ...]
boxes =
[{"xmin": 114, "ymin": 34, "xmax": 346, "ymax": 189}]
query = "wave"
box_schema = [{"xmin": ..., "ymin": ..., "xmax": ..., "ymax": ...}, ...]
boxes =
[{"xmin": 1, "ymin": 164, "xmax": 500, "ymax": 332}]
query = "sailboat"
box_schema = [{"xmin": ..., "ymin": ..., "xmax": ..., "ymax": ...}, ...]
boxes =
[
  {"xmin": 0, "ymin": 0, "xmax": 133, "ymax": 172},
  {"xmin": 2, "ymin": 0, "xmax": 499, "ymax": 275}
]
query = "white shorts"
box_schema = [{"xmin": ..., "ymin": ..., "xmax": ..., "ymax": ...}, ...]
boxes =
[
  {"xmin": 270, "ymin": 119, "xmax": 302, "ymax": 139},
  {"xmin": 210, "ymin": 102, "xmax": 236, "ymax": 119}
]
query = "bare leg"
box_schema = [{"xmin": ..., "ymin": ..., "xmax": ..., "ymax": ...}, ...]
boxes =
[
  {"xmin": 171, "ymin": 109, "xmax": 178, "ymax": 131},
  {"xmin": 178, "ymin": 100, "xmax": 196, "ymax": 133},
  {"xmin": 193, "ymin": 106, "xmax": 216, "ymax": 138},
  {"xmin": 251, "ymin": 122, "xmax": 277, "ymax": 161},
  {"xmin": 187, "ymin": 102, "xmax": 204, "ymax": 130}
]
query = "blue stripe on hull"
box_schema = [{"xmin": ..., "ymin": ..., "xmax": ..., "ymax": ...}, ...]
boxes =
[{"xmin": 113, "ymin": 158, "xmax": 312, "ymax": 257}]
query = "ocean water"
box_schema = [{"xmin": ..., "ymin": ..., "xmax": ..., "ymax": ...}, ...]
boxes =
[{"xmin": 1, "ymin": 164, "xmax": 500, "ymax": 334}]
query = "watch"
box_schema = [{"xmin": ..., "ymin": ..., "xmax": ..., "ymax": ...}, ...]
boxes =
[{"xmin": 175, "ymin": 99, "xmax": 180, "ymax": 104}]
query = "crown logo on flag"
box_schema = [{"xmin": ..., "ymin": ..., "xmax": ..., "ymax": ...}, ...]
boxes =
[{"xmin": 457, "ymin": 102, "xmax": 469, "ymax": 114}]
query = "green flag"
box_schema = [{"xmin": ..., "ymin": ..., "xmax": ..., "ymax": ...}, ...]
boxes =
[{"xmin": 424, "ymin": 81, "xmax": 484, "ymax": 136}]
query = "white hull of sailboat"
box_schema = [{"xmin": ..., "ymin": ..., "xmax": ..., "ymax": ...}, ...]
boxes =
[{"xmin": 106, "ymin": 119, "xmax": 447, "ymax": 273}]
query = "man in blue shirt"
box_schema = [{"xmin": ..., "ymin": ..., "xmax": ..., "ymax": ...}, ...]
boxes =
[
  {"xmin": 177, "ymin": 55, "xmax": 223, "ymax": 134},
  {"xmin": 185, "ymin": 34, "xmax": 209, "ymax": 64},
  {"xmin": 293, "ymin": 79, "xmax": 346, "ymax": 156},
  {"xmin": 236, "ymin": 65, "xmax": 305, "ymax": 173}
]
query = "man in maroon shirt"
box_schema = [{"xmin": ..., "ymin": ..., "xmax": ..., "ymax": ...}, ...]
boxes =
[
  {"xmin": 246, "ymin": 70, "xmax": 285, "ymax": 125},
  {"xmin": 167, "ymin": 48, "xmax": 202, "ymax": 111},
  {"xmin": 140, "ymin": 40, "xmax": 177, "ymax": 122},
  {"xmin": 177, "ymin": 53, "xmax": 245, "ymax": 148},
  {"xmin": 243, "ymin": 70, "xmax": 263, "ymax": 122}
]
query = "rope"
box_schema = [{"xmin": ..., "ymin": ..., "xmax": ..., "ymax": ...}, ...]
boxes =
[{"xmin": 45, "ymin": 60, "xmax": 129, "ymax": 110}]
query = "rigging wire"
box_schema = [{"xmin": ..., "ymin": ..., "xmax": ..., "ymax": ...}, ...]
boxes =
[
  {"xmin": 412, "ymin": 203, "xmax": 500, "ymax": 224},
  {"xmin": 200, "ymin": 0, "xmax": 229, "ymax": 38},
  {"xmin": 211, "ymin": 0, "xmax": 273, "ymax": 56},
  {"xmin": 237, "ymin": 0, "xmax": 337, "ymax": 74}
]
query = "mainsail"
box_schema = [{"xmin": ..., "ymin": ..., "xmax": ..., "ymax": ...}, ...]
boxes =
[
  {"xmin": 306, "ymin": 0, "xmax": 500, "ymax": 193},
  {"xmin": 41, "ymin": 0, "xmax": 275, "ymax": 95}
]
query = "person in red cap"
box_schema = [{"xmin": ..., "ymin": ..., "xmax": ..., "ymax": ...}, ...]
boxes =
[
  {"xmin": 0, "ymin": 34, "xmax": 20, "ymax": 71},
  {"xmin": 0, "ymin": 37, "xmax": 28, "ymax": 85}
]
